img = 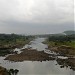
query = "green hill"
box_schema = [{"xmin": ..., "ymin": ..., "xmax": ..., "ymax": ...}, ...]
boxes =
[{"xmin": 63, "ymin": 30, "xmax": 75, "ymax": 35}]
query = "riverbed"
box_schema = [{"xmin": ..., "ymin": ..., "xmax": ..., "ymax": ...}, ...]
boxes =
[{"xmin": 0, "ymin": 38, "xmax": 75, "ymax": 75}]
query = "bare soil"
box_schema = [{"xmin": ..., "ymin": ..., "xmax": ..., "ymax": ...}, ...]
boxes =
[{"xmin": 5, "ymin": 49, "xmax": 55, "ymax": 62}]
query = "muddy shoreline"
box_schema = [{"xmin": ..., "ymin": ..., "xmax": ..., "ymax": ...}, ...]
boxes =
[{"xmin": 5, "ymin": 48, "xmax": 55, "ymax": 62}]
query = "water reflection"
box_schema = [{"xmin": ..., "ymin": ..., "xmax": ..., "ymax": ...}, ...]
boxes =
[{"xmin": 0, "ymin": 60, "xmax": 74, "ymax": 75}]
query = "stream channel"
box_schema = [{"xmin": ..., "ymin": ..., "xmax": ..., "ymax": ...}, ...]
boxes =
[{"xmin": 0, "ymin": 38, "xmax": 75, "ymax": 75}]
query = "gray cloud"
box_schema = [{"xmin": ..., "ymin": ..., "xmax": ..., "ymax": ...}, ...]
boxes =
[{"xmin": 0, "ymin": 0, "xmax": 74, "ymax": 34}]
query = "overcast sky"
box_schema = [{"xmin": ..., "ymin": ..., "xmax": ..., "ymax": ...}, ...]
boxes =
[{"xmin": 0, "ymin": 0, "xmax": 74, "ymax": 35}]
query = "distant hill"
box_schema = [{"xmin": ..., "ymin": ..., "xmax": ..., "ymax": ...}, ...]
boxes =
[
  {"xmin": 63, "ymin": 30, "xmax": 75, "ymax": 35},
  {"xmin": 34, "ymin": 30, "xmax": 75, "ymax": 37}
]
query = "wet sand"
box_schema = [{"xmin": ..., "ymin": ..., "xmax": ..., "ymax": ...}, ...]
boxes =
[{"xmin": 5, "ymin": 48, "xmax": 55, "ymax": 62}]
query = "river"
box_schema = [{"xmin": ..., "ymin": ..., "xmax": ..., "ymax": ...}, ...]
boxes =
[{"xmin": 0, "ymin": 38, "xmax": 75, "ymax": 75}]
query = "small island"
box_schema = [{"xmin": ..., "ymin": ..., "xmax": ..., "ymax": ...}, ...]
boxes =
[{"xmin": 5, "ymin": 48, "xmax": 55, "ymax": 62}]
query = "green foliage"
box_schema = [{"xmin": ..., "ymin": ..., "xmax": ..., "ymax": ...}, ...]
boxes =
[
  {"xmin": 45, "ymin": 34, "xmax": 75, "ymax": 56},
  {"xmin": 48, "ymin": 34, "xmax": 75, "ymax": 42},
  {"xmin": 0, "ymin": 34, "xmax": 33, "ymax": 46},
  {"xmin": 63, "ymin": 30, "xmax": 75, "ymax": 35},
  {"xmin": 47, "ymin": 34, "xmax": 75, "ymax": 48},
  {"xmin": 0, "ymin": 34, "xmax": 34, "ymax": 56}
]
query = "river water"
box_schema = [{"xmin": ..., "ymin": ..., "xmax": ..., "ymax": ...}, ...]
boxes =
[{"xmin": 0, "ymin": 38, "xmax": 75, "ymax": 75}]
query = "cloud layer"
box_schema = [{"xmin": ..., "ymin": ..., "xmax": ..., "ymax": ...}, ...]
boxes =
[{"xmin": 0, "ymin": 0, "xmax": 74, "ymax": 34}]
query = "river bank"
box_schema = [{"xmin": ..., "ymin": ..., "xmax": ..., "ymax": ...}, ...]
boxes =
[
  {"xmin": 0, "ymin": 40, "xmax": 31, "ymax": 56},
  {"xmin": 5, "ymin": 48, "xmax": 55, "ymax": 62},
  {"xmin": 45, "ymin": 45, "xmax": 75, "ymax": 71},
  {"xmin": 0, "ymin": 38, "xmax": 75, "ymax": 75},
  {"xmin": 0, "ymin": 34, "xmax": 34, "ymax": 56},
  {"xmin": 43, "ymin": 34, "xmax": 75, "ymax": 57}
]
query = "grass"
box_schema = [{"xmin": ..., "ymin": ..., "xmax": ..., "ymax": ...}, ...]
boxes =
[
  {"xmin": 63, "ymin": 41, "xmax": 75, "ymax": 48},
  {"xmin": 45, "ymin": 40, "xmax": 75, "ymax": 48}
]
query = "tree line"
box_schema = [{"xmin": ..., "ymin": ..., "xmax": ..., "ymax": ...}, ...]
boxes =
[
  {"xmin": 48, "ymin": 34, "xmax": 75, "ymax": 42},
  {"xmin": 0, "ymin": 33, "xmax": 34, "ymax": 46}
]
